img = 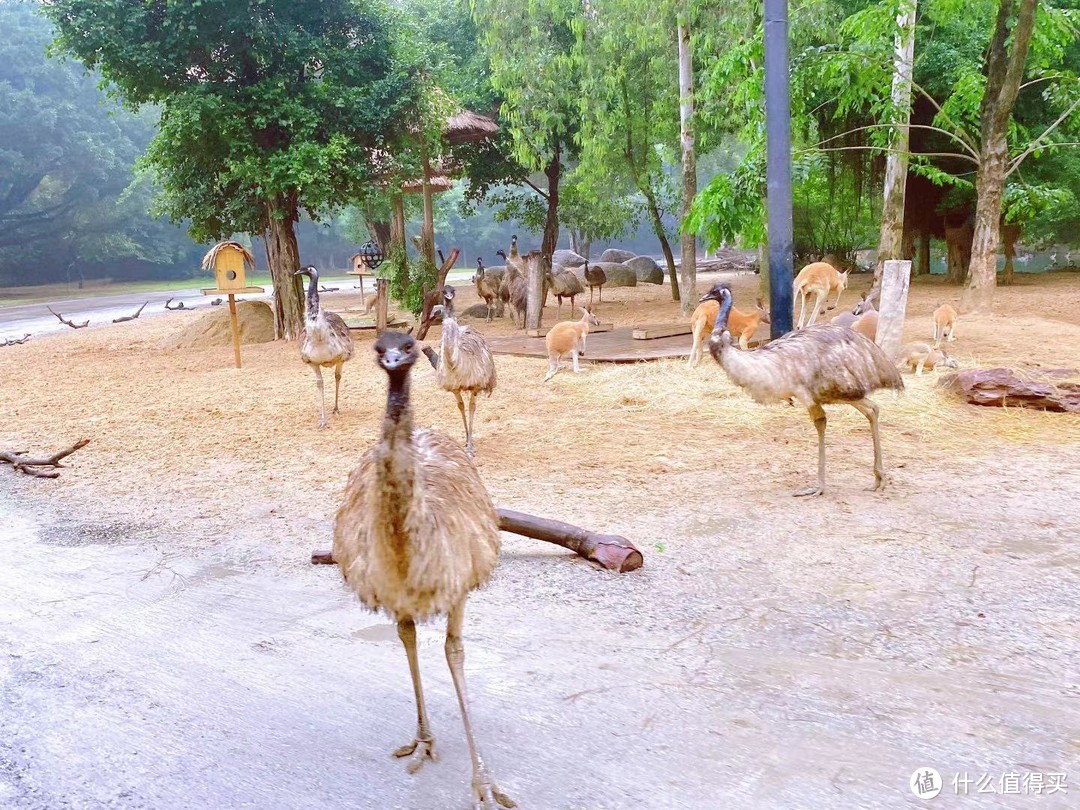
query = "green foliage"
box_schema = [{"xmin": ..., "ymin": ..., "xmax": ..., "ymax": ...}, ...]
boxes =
[
  {"xmin": 43, "ymin": 0, "xmax": 423, "ymax": 240},
  {"xmin": 0, "ymin": 2, "xmax": 200, "ymax": 284}
]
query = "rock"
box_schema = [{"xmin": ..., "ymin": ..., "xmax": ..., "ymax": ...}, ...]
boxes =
[
  {"xmin": 600, "ymin": 248, "xmax": 637, "ymax": 264},
  {"xmin": 626, "ymin": 255, "xmax": 664, "ymax": 284},
  {"xmin": 162, "ymin": 301, "xmax": 275, "ymax": 349},
  {"xmin": 938, "ymin": 368, "xmax": 1080, "ymax": 413},
  {"xmin": 575, "ymin": 261, "xmax": 636, "ymax": 288},
  {"xmin": 461, "ymin": 303, "xmax": 496, "ymax": 320},
  {"xmin": 552, "ymin": 249, "xmax": 587, "ymax": 268}
]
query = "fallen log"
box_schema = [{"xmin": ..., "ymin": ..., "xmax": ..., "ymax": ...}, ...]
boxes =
[
  {"xmin": 113, "ymin": 302, "xmax": 148, "ymax": 323},
  {"xmin": 164, "ymin": 298, "xmax": 196, "ymax": 311},
  {"xmin": 48, "ymin": 306, "xmax": 89, "ymax": 329},
  {"xmin": 1, "ymin": 438, "xmax": 90, "ymax": 478},
  {"xmin": 311, "ymin": 507, "xmax": 643, "ymax": 573},
  {"xmin": 939, "ymin": 368, "xmax": 1080, "ymax": 413},
  {"xmin": 1, "ymin": 333, "xmax": 31, "ymax": 347}
]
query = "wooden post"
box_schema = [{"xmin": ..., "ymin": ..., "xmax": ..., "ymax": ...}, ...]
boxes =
[
  {"xmin": 525, "ymin": 252, "xmax": 545, "ymax": 332},
  {"xmin": 375, "ymin": 277, "xmax": 388, "ymax": 333},
  {"xmin": 227, "ymin": 294, "xmax": 242, "ymax": 368},
  {"xmin": 876, "ymin": 259, "xmax": 911, "ymax": 360}
]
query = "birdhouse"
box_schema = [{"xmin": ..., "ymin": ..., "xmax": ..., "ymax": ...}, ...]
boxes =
[{"xmin": 201, "ymin": 241, "xmax": 254, "ymax": 292}]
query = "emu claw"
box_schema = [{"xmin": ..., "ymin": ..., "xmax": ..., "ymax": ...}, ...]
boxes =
[
  {"xmin": 393, "ymin": 737, "xmax": 437, "ymax": 774},
  {"xmin": 474, "ymin": 782, "xmax": 516, "ymax": 809},
  {"xmin": 792, "ymin": 485, "xmax": 824, "ymax": 497}
]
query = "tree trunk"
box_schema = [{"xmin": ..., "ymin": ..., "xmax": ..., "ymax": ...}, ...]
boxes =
[
  {"xmin": 420, "ymin": 154, "xmax": 436, "ymax": 267},
  {"xmin": 542, "ymin": 145, "xmax": 561, "ymax": 258},
  {"xmin": 640, "ymin": 186, "xmax": 677, "ymax": 301},
  {"xmin": 265, "ymin": 198, "xmax": 305, "ymax": 340},
  {"xmin": 757, "ymin": 239, "xmax": 770, "ymax": 303},
  {"xmin": 368, "ymin": 220, "xmax": 392, "ymax": 252},
  {"xmin": 1001, "ymin": 222, "xmax": 1020, "ymax": 285},
  {"xmin": 944, "ymin": 221, "xmax": 973, "ymax": 283},
  {"xmin": 961, "ymin": 0, "xmax": 1039, "ymax": 313},
  {"xmin": 525, "ymin": 251, "xmax": 545, "ymax": 331},
  {"xmin": 677, "ymin": 14, "xmax": 697, "ymax": 315},
  {"xmin": 875, "ymin": 0, "xmax": 918, "ymax": 280},
  {"xmin": 917, "ymin": 222, "xmax": 931, "ymax": 275}
]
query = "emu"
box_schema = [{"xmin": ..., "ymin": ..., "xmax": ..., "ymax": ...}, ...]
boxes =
[
  {"xmin": 420, "ymin": 286, "xmax": 497, "ymax": 456},
  {"xmin": 701, "ymin": 282, "xmax": 903, "ymax": 496},
  {"xmin": 544, "ymin": 265, "xmax": 584, "ymax": 320},
  {"xmin": 582, "ymin": 261, "xmax": 607, "ymax": 305},
  {"xmin": 295, "ymin": 265, "xmax": 354, "ymax": 428},
  {"xmin": 333, "ymin": 330, "xmax": 514, "ymax": 810}
]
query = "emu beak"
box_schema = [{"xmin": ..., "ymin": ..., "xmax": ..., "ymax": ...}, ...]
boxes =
[{"xmin": 380, "ymin": 347, "xmax": 409, "ymax": 371}]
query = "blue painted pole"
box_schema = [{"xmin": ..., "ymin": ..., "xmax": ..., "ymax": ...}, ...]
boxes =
[{"xmin": 764, "ymin": 0, "xmax": 794, "ymax": 337}]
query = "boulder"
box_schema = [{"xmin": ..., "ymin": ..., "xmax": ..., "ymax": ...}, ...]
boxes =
[
  {"xmin": 600, "ymin": 248, "xmax": 637, "ymax": 264},
  {"xmin": 626, "ymin": 255, "xmax": 664, "ymax": 284},
  {"xmin": 575, "ymin": 261, "xmax": 636, "ymax": 288},
  {"xmin": 552, "ymin": 249, "xmax": 587, "ymax": 268},
  {"xmin": 162, "ymin": 301, "xmax": 275, "ymax": 349},
  {"xmin": 461, "ymin": 303, "xmax": 496, "ymax": 320},
  {"xmin": 938, "ymin": 368, "xmax": 1080, "ymax": 413}
]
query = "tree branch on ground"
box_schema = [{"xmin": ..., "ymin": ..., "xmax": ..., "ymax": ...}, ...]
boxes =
[
  {"xmin": 112, "ymin": 302, "xmax": 148, "ymax": 323},
  {"xmin": 48, "ymin": 306, "xmax": 89, "ymax": 329},
  {"xmin": 1, "ymin": 439, "xmax": 90, "ymax": 479}
]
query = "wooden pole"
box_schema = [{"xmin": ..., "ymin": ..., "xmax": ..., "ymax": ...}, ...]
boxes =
[
  {"xmin": 764, "ymin": 0, "xmax": 795, "ymax": 337},
  {"xmin": 876, "ymin": 259, "xmax": 911, "ymax": 360},
  {"xmin": 525, "ymin": 252, "xmax": 545, "ymax": 332},
  {"xmin": 375, "ymin": 277, "xmax": 389, "ymax": 333},
  {"xmin": 228, "ymin": 294, "xmax": 242, "ymax": 368}
]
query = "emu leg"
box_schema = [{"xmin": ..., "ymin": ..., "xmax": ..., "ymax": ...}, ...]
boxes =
[
  {"xmin": 793, "ymin": 404, "xmax": 827, "ymax": 497},
  {"xmin": 851, "ymin": 398, "xmax": 886, "ymax": 491},
  {"xmin": 445, "ymin": 601, "xmax": 516, "ymax": 810},
  {"xmin": 333, "ymin": 361, "xmax": 343, "ymax": 415},
  {"xmin": 313, "ymin": 366, "xmax": 328, "ymax": 429},
  {"xmin": 454, "ymin": 391, "xmax": 469, "ymax": 450},
  {"xmin": 466, "ymin": 392, "xmax": 478, "ymax": 457},
  {"xmin": 393, "ymin": 619, "xmax": 438, "ymax": 773}
]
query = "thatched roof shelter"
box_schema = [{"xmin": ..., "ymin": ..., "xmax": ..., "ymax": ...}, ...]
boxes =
[{"xmin": 443, "ymin": 110, "xmax": 499, "ymax": 146}]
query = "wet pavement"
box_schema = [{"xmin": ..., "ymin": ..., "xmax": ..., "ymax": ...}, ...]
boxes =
[{"xmin": 1, "ymin": 452, "xmax": 1078, "ymax": 809}]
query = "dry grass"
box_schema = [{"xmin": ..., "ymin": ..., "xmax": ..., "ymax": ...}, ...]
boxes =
[{"xmin": 1, "ymin": 271, "xmax": 1078, "ymax": 558}]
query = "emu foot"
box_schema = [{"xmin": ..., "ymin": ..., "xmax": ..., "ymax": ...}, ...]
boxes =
[
  {"xmin": 318, "ymin": 419, "xmax": 329, "ymax": 430},
  {"xmin": 473, "ymin": 776, "xmax": 516, "ymax": 810},
  {"xmin": 332, "ymin": 406, "xmax": 341, "ymax": 415},
  {"xmin": 867, "ymin": 472, "xmax": 887, "ymax": 492},
  {"xmin": 393, "ymin": 737, "xmax": 437, "ymax": 774},
  {"xmin": 465, "ymin": 441, "xmax": 476, "ymax": 458},
  {"xmin": 792, "ymin": 485, "xmax": 824, "ymax": 497}
]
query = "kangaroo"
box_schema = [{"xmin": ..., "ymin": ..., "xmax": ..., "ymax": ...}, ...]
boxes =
[
  {"xmin": 544, "ymin": 306, "xmax": 601, "ymax": 381},
  {"xmin": 794, "ymin": 262, "xmax": 849, "ymax": 328},
  {"xmin": 687, "ymin": 297, "xmax": 770, "ymax": 368},
  {"xmin": 933, "ymin": 304, "xmax": 958, "ymax": 345},
  {"xmin": 899, "ymin": 341, "xmax": 959, "ymax": 375},
  {"xmin": 831, "ymin": 284, "xmax": 879, "ymax": 329}
]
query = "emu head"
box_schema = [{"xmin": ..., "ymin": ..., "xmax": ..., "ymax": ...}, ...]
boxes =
[
  {"xmin": 699, "ymin": 282, "xmax": 732, "ymax": 306},
  {"xmin": 293, "ymin": 265, "xmax": 319, "ymax": 280},
  {"xmin": 511, "ymin": 234, "xmax": 518, "ymax": 250},
  {"xmin": 496, "ymin": 249, "xmax": 507, "ymax": 261},
  {"xmin": 700, "ymin": 283, "xmax": 734, "ymax": 349},
  {"xmin": 374, "ymin": 330, "xmax": 418, "ymax": 374}
]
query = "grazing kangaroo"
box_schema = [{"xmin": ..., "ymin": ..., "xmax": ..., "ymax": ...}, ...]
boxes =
[{"xmin": 899, "ymin": 342, "xmax": 959, "ymax": 375}]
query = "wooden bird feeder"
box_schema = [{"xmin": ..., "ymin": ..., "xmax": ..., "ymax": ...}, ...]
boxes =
[{"xmin": 200, "ymin": 241, "xmax": 263, "ymax": 368}]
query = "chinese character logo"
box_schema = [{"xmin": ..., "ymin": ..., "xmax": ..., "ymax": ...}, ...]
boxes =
[{"xmin": 911, "ymin": 767, "xmax": 943, "ymax": 799}]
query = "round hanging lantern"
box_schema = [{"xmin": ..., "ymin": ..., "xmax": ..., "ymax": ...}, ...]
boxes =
[{"xmin": 358, "ymin": 240, "xmax": 384, "ymax": 271}]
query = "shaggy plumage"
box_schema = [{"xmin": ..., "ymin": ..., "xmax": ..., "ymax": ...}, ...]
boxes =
[
  {"xmin": 332, "ymin": 331, "xmax": 512, "ymax": 810},
  {"xmin": 472, "ymin": 258, "xmax": 505, "ymax": 321},
  {"xmin": 545, "ymin": 266, "xmax": 584, "ymax": 320},
  {"xmin": 582, "ymin": 261, "xmax": 607, "ymax": 305},
  {"xmin": 702, "ymin": 282, "xmax": 903, "ymax": 495},
  {"xmin": 424, "ymin": 286, "xmax": 497, "ymax": 456},
  {"xmin": 296, "ymin": 265, "xmax": 354, "ymax": 428}
]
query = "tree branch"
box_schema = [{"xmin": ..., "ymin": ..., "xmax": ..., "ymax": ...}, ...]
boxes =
[
  {"xmin": 1007, "ymin": 96, "xmax": 1080, "ymax": 176},
  {"xmin": 1, "ymin": 334, "xmax": 31, "ymax": 347},
  {"xmin": 523, "ymin": 178, "xmax": 550, "ymax": 200},
  {"xmin": 813, "ymin": 123, "xmax": 982, "ymax": 162},
  {"xmin": 801, "ymin": 144, "xmax": 979, "ymax": 164},
  {"xmin": 112, "ymin": 302, "xmax": 148, "ymax": 323},
  {"xmin": 48, "ymin": 306, "xmax": 90, "ymax": 329},
  {"xmin": 1, "ymin": 439, "xmax": 91, "ymax": 479}
]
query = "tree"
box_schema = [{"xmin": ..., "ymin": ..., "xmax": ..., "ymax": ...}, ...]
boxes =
[
  {"xmin": 678, "ymin": 6, "xmax": 698, "ymax": 312},
  {"xmin": 963, "ymin": 0, "xmax": 1040, "ymax": 311},
  {"xmin": 875, "ymin": 0, "xmax": 918, "ymax": 278},
  {"xmin": 471, "ymin": 0, "xmax": 583, "ymax": 256},
  {"xmin": 44, "ymin": 0, "xmax": 420, "ymax": 338}
]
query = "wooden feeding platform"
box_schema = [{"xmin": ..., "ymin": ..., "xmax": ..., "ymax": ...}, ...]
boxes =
[
  {"xmin": 631, "ymin": 322, "xmax": 693, "ymax": 340},
  {"xmin": 344, "ymin": 316, "xmax": 409, "ymax": 331},
  {"xmin": 487, "ymin": 326, "xmax": 692, "ymax": 363}
]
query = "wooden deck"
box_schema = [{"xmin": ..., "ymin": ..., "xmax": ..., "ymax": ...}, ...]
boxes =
[{"xmin": 486, "ymin": 326, "xmax": 692, "ymax": 362}]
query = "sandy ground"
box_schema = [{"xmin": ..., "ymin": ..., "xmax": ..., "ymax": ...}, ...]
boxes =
[{"xmin": 1, "ymin": 271, "xmax": 1079, "ymax": 809}]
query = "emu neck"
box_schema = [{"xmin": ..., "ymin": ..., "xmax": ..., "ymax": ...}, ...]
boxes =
[
  {"xmin": 707, "ymin": 296, "xmax": 734, "ymax": 363},
  {"xmin": 377, "ymin": 369, "xmax": 416, "ymax": 541},
  {"xmin": 305, "ymin": 273, "xmax": 320, "ymax": 319}
]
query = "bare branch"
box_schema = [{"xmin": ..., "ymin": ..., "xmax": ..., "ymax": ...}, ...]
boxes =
[
  {"xmin": 113, "ymin": 302, "xmax": 148, "ymax": 323},
  {"xmin": 48, "ymin": 306, "xmax": 89, "ymax": 329},
  {"xmin": 1007, "ymin": 97, "xmax": 1080, "ymax": 176},
  {"xmin": 1, "ymin": 333, "xmax": 31, "ymax": 347},
  {"xmin": 522, "ymin": 178, "xmax": 550, "ymax": 200},
  {"xmin": 800, "ymin": 145, "xmax": 978, "ymax": 163},
  {"xmin": 1, "ymin": 438, "xmax": 90, "ymax": 479},
  {"xmin": 813, "ymin": 123, "xmax": 981, "ymax": 162}
]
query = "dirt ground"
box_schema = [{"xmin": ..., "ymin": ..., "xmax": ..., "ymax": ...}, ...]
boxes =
[{"xmin": 1, "ymin": 271, "xmax": 1079, "ymax": 808}]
